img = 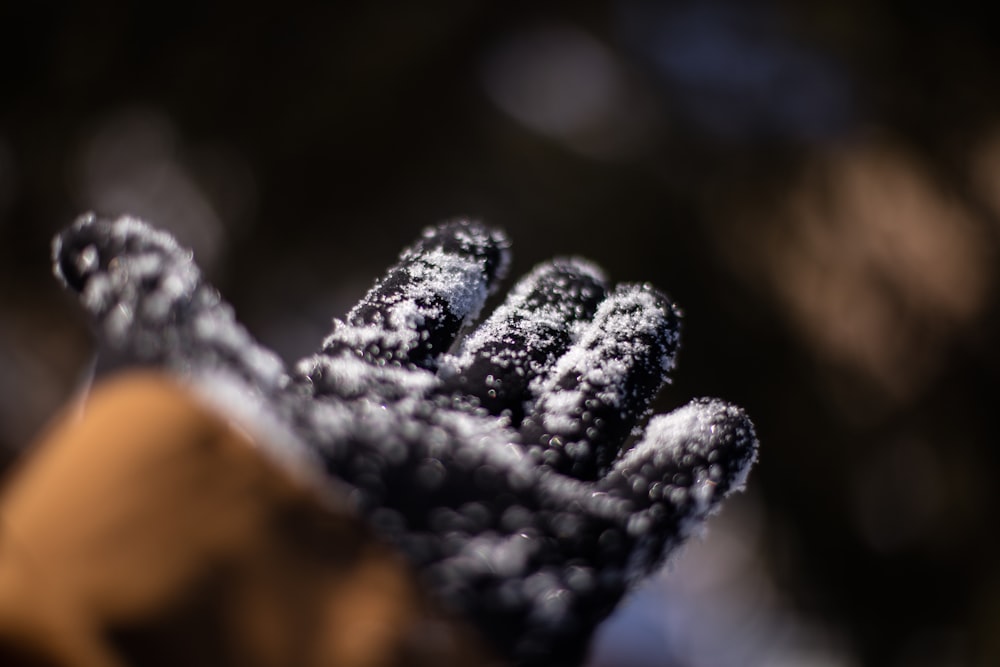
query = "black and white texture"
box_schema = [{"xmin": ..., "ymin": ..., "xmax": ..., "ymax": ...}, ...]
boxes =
[{"xmin": 53, "ymin": 213, "xmax": 759, "ymax": 667}]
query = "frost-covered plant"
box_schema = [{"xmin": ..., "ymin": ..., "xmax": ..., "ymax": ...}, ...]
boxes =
[{"xmin": 53, "ymin": 215, "xmax": 758, "ymax": 667}]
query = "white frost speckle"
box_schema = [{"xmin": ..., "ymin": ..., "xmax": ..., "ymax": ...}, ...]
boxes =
[
  {"xmin": 405, "ymin": 248, "xmax": 491, "ymax": 320},
  {"xmin": 524, "ymin": 284, "xmax": 680, "ymax": 473}
]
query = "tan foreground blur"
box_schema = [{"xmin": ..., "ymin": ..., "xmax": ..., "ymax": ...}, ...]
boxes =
[{"xmin": 0, "ymin": 372, "xmax": 496, "ymax": 667}]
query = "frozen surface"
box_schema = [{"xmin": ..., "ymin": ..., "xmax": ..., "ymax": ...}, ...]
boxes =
[
  {"xmin": 53, "ymin": 213, "xmax": 286, "ymax": 392},
  {"xmin": 439, "ymin": 258, "xmax": 608, "ymax": 424},
  {"xmin": 522, "ymin": 283, "xmax": 682, "ymax": 478},
  {"xmin": 54, "ymin": 214, "xmax": 758, "ymax": 667},
  {"xmin": 321, "ymin": 219, "xmax": 510, "ymax": 370}
]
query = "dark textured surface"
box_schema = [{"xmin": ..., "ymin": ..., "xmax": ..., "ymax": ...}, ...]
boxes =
[{"xmin": 54, "ymin": 215, "xmax": 757, "ymax": 667}]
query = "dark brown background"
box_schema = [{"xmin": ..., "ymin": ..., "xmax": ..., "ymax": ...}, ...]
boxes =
[{"xmin": 2, "ymin": 2, "xmax": 998, "ymax": 665}]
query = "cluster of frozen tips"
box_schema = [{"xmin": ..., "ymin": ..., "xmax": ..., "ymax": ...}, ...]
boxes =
[{"xmin": 53, "ymin": 214, "xmax": 758, "ymax": 667}]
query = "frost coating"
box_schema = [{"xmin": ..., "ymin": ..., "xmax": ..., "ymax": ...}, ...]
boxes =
[
  {"xmin": 523, "ymin": 283, "xmax": 682, "ymax": 479},
  {"xmin": 321, "ymin": 219, "xmax": 511, "ymax": 370},
  {"xmin": 601, "ymin": 398, "xmax": 758, "ymax": 583},
  {"xmin": 439, "ymin": 258, "xmax": 608, "ymax": 423},
  {"xmin": 53, "ymin": 213, "xmax": 286, "ymax": 392},
  {"xmin": 54, "ymin": 215, "xmax": 758, "ymax": 667},
  {"xmin": 445, "ymin": 259, "xmax": 606, "ymax": 374}
]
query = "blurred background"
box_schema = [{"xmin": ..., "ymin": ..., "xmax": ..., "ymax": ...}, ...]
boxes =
[{"xmin": 2, "ymin": 1, "xmax": 999, "ymax": 665}]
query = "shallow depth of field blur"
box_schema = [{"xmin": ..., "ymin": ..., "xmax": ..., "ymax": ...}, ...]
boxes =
[{"xmin": 2, "ymin": 2, "xmax": 999, "ymax": 665}]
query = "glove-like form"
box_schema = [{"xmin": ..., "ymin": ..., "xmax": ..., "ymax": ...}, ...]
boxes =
[{"xmin": 53, "ymin": 214, "xmax": 758, "ymax": 667}]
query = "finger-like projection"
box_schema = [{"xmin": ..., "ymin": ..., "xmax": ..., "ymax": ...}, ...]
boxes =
[{"xmin": 54, "ymin": 214, "xmax": 758, "ymax": 667}]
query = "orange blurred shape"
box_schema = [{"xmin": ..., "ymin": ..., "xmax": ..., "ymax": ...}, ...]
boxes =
[{"xmin": 0, "ymin": 372, "xmax": 496, "ymax": 667}]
